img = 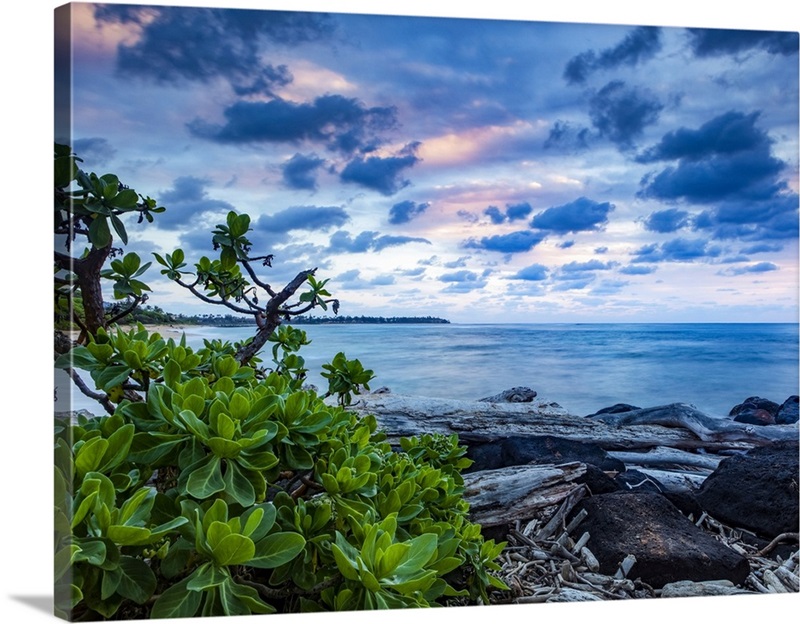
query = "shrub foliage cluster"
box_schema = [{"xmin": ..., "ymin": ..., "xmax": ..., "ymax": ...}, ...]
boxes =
[{"xmin": 53, "ymin": 145, "xmax": 507, "ymax": 619}]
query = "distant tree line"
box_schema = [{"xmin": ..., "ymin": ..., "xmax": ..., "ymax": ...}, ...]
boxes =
[{"xmin": 121, "ymin": 305, "xmax": 449, "ymax": 327}]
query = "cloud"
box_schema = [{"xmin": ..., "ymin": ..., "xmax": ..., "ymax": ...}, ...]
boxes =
[
  {"xmin": 257, "ymin": 206, "xmax": 349, "ymax": 233},
  {"xmin": 560, "ymin": 260, "xmax": 617, "ymax": 273},
  {"xmin": 511, "ymin": 264, "xmax": 549, "ymax": 281},
  {"xmin": 558, "ymin": 241, "xmax": 576, "ymax": 249},
  {"xmin": 719, "ymin": 262, "xmax": 780, "ymax": 276},
  {"xmin": 484, "ymin": 206, "xmax": 506, "ymax": 224},
  {"xmin": 155, "ymin": 176, "xmax": 235, "ymax": 229},
  {"xmin": 631, "ymin": 238, "xmax": 722, "ymax": 263},
  {"xmin": 740, "ymin": 243, "xmax": 783, "ymax": 254},
  {"xmin": 589, "ymin": 81, "xmax": 663, "ymax": 148},
  {"xmin": 439, "ymin": 270, "xmax": 488, "ymax": 293},
  {"xmin": 281, "ymin": 153, "xmax": 326, "ymax": 190},
  {"xmin": 590, "ymin": 279, "xmax": 630, "ymax": 295},
  {"xmin": 564, "ymin": 26, "xmax": 662, "ymax": 84},
  {"xmin": 340, "ymin": 144, "xmax": 421, "ymax": 195},
  {"xmin": 328, "ymin": 230, "xmax": 430, "ymax": 253},
  {"xmin": 188, "ymin": 95, "xmax": 397, "ymax": 155},
  {"xmin": 95, "ymin": 5, "xmax": 334, "ymax": 96},
  {"xmin": 73, "ymin": 137, "xmax": 117, "ymax": 165},
  {"xmin": 619, "ymin": 265, "xmax": 657, "ymax": 275},
  {"xmin": 463, "ymin": 230, "xmax": 546, "ymax": 254},
  {"xmin": 530, "ymin": 197, "xmax": 615, "ymax": 234},
  {"xmin": 389, "ymin": 200, "xmax": 430, "ymax": 224},
  {"xmin": 643, "ymin": 208, "xmax": 691, "ymax": 233},
  {"xmin": 544, "ymin": 121, "xmax": 590, "ymax": 151},
  {"xmin": 483, "ymin": 202, "xmax": 532, "ymax": 224},
  {"xmin": 636, "ymin": 111, "xmax": 768, "ymax": 163},
  {"xmin": 635, "ymin": 111, "xmax": 799, "ymax": 243},
  {"xmin": 686, "ymin": 28, "xmax": 799, "ymax": 58}
]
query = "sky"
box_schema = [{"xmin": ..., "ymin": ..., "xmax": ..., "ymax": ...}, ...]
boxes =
[{"xmin": 55, "ymin": 1, "xmax": 800, "ymax": 323}]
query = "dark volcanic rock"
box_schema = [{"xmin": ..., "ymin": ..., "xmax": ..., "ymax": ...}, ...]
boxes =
[
  {"xmin": 729, "ymin": 396, "xmax": 780, "ymax": 426},
  {"xmin": 577, "ymin": 464, "xmax": 619, "ymax": 495},
  {"xmin": 776, "ymin": 395, "xmax": 799, "ymax": 425},
  {"xmin": 464, "ymin": 435, "xmax": 624, "ymax": 473},
  {"xmin": 696, "ymin": 440, "xmax": 800, "ymax": 539},
  {"xmin": 585, "ymin": 403, "xmax": 641, "ymax": 418},
  {"xmin": 574, "ymin": 491, "xmax": 750, "ymax": 588},
  {"xmin": 478, "ymin": 387, "xmax": 537, "ymax": 403},
  {"xmin": 615, "ymin": 469, "xmax": 665, "ymax": 494}
]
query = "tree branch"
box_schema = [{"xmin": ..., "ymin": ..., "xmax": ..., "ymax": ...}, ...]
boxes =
[
  {"xmin": 175, "ymin": 279, "xmax": 256, "ymax": 316},
  {"xmin": 65, "ymin": 367, "xmax": 114, "ymax": 415},
  {"xmin": 240, "ymin": 258, "xmax": 277, "ymax": 297}
]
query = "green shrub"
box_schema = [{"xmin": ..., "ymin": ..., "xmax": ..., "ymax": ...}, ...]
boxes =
[{"xmin": 55, "ymin": 329, "xmax": 508, "ymax": 619}]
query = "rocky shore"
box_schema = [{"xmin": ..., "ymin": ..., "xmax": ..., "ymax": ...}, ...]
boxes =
[{"xmin": 347, "ymin": 387, "xmax": 800, "ymax": 604}]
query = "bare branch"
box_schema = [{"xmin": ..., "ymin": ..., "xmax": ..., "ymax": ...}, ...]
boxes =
[
  {"xmin": 65, "ymin": 367, "xmax": 115, "ymax": 415},
  {"xmin": 240, "ymin": 257, "xmax": 277, "ymax": 297},
  {"xmin": 106, "ymin": 295, "xmax": 147, "ymax": 326},
  {"xmin": 175, "ymin": 278, "xmax": 255, "ymax": 316}
]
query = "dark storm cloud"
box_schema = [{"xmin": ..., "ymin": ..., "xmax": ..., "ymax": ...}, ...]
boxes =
[
  {"xmin": 686, "ymin": 28, "xmax": 798, "ymax": 58},
  {"xmin": 589, "ymin": 81, "xmax": 663, "ymax": 149},
  {"xmin": 155, "ymin": 176, "xmax": 235, "ymax": 229},
  {"xmin": 643, "ymin": 208, "xmax": 691, "ymax": 233},
  {"xmin": 530, "ymin": 197, "xmax": 615, "ymax": 234},
  {"xmin": 328, "ymin": 230, "xmax": 430, "ymax": 253},
  {"xmin": 564, "ymin": 26, "xmax": 662, "ymax": 84},
  {"xmin": 636, "ymin": 111, "xmax": 767, "ymax": 164},
  {"xmin": 463, "ymin": 230, "xmax": 546, "ymax": 254},
  {"xmin": 281, "ymin": 153, "xmax": 326, "ymax": 191},
  {"xmin": 389, "ymin": 200, "xmax": 430, "ymax": 224},
  {"xmin": 637, "ymin": 111, "xmax": 798, "ymax": 242},
  {"xmin": 95, "ymin": 5, "xmax": 334, "ymax": 96},
  {"xmin": 256, "ymin": 206, "xmax": 349, "ymax": 233},
  {"xmin": 631, "ymin": 238, "xmax": 723, "ymax": 263},
  {"xmin": 340, "ymin": 146, "xmax": 421, "ymax": 195},
  {"xmin": 188, "ymin": 96, "xmax": 398, "ymax": 155},
  {"xmin": 511, "ymin": 264, "xmax": 549, "ymax": 281},
  {"xmin": 73, "ymin": 137, "xmax": 116, "ymax": 166}
]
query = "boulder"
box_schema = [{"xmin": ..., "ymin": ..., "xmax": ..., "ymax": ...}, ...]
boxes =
[
  {"xmin": 695, "ymin": 440, "xmax": 800, "ymax": 539},
  {"xmin": 478, "ymin": 387, "xmax": 538, "ymax": 403},
  {"xmin": 464, "ymin": 435, "xmax": 624, "ymax": 473},
  {"xmin": 573, "ymin": 491, "xmax": 750, "ymax": 589},
  {"xmin": 776, "ymin": 395, "xmax": 799, "ymax": 425},
  {"xmin": 729, "ymin": 396, "xmax": 780, "ymax": 426}
]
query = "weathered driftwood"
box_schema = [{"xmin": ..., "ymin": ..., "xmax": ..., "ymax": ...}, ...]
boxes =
[
  {"xmin": 462, "ymin": 462, "xmax": 586, "ymax": 527},
  {"xmin": 607, "ymin": 446, "xmax": 722, "ymax": 471},
  {"xmin": 593, "ymin": 403, "xmax": 798, "ymax": 444},
  {"xmin": 349, "ymin": 392, "xmax": 792, "ymax": 450},
  {"xmin": 626, "ymin": 467, "xmax": 707, "ymax": 493}
]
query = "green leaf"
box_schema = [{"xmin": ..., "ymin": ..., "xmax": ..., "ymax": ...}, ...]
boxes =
[
  {"xmin": 75, "ymin": 437, "xmax": 109, "ymax": 477},
  {"xmin": 106, "ymin": 525, "xmax": 151, "ymax": 546},
  {"xmin": 163, "ymin": 359, "xmax": 182, "ymax": 387},
  {"xmin": 150, "ymin": 575, "xmax": 202, "ymax": 619},
  {"xmin": 109, "ymin": 213, "xmax": 128, "ymax": 245},
  {"xmin": 98, "ymin": 423, "xmax": 135, "ymax": 472},
  {"xmin": 211, "ymin": 533, "xmax": 256, "ymax": 567},
  {"xmin": 185, "ymin": 455, "xmax": 225, "ymax": 499},
  {"xmin": 88, "ymin": 214, "xmax": 111, "ymax": 248},
  {"xmin": 186, "ymin": 562, "xmax": 228, "ymax": 591},
  {"xmin": 249, "ymin": 532, "xmax": 306, "ymax": 569},
  {"xmin": 222, "ymin": 461, "xmax": 256, "ymax": 507},
  {"xmin": 116, "ymin": 556, "xmax": 157, "ymax": 604}
]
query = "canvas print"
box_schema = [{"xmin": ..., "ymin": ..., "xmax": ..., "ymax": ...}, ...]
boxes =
[{"xmin": 54, "ymin": 2, "xmax": 799, "ymax": 620}]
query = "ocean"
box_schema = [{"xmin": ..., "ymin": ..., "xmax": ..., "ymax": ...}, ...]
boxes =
[{"xmin": 57, "ymin": 323, "xmax": 798, "ymax": 419}]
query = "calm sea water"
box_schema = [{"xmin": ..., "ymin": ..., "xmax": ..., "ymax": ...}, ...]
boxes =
[{"xmin": 58, "ymin": 323, "xmax": 799, "ymax": 418}]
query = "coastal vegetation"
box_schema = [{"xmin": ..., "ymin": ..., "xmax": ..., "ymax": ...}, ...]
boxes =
[
  {"xmin": 53, "ymin": 144, "xmax": 507, "ymax": 619},
  {"xmin": 112, "ymin": 307, "xmax": 451, "ymax": 328}
]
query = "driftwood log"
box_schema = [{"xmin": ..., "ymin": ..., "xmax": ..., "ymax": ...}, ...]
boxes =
[
  {"xmin": 462, "ymin": 462, "xmax": 586, "ymax": 527},
  {"xmin": 348, "ymin": 393, "xmax": 798, "ymax": 451}
]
